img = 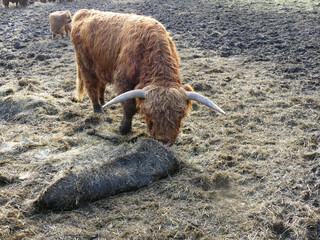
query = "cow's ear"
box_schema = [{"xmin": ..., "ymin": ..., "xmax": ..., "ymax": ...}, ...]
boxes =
[
  {"xmin": 183, "ymin": 84, "xmax": 194, "ymax": 92},
  {"xmin": 183, "ymin": 84, "xmax": 193, "ymax": 111}
]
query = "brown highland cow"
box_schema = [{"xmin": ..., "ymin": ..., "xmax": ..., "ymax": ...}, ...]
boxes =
[
  {"xmin": 2, "ymin": 0, "xmax": 26, "ymax": 8},
  {"xmin": 71, "ymin": 9, "xmax": 225, "ymax": 146},
  {"xmin": 49, "ymin": 10, "xmax": 72, "ymax": 39}
]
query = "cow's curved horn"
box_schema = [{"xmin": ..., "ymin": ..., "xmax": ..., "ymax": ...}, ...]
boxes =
[
  {"xmin": 186, "ymin": 92, "xmax": 226, "ymax": 114},
  {"xmin": 102, "ymin": 89, "xmax": 146, "ymax": 108}
]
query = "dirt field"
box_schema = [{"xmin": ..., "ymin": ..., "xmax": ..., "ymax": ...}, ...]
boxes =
[{"xmin": 0, "ymin": 0, "xmax": 319, "ymax": 239}]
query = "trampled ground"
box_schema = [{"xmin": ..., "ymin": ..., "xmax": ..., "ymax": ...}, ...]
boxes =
[{"xmin": 0, "ymin": 0, "xmax": 319, "ymax": 239}]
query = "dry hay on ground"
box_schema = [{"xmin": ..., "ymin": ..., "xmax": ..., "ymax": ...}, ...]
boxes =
[{"xmin": 0, "ymin": 0, "xmax": 319, "ymax": 239}]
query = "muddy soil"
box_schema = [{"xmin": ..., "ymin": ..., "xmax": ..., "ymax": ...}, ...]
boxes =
[{"xmin": 0, "ymin": 0, "xmax": 319, "ymax": 239}]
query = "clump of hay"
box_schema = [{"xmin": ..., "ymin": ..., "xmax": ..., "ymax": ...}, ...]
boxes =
[
  {"xmin": 33, "ymin": 138, "xmax": 179, "ymax": 211},
  {"xmin": 0, "ymin": 94, "xmax": 59, "ymax": 123}
]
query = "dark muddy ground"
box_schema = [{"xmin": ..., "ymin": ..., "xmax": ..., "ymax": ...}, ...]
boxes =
[{"xmin": 0, "ymin": 0, "xmax": 319, "ymax": 239}]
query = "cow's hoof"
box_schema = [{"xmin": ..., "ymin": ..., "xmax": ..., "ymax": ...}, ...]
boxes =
[
  {"xmin": 120, "ymin": 123, "xmax": 131, "ymax": 135},
  {"xmin": 93, "ymin": 105, "xmax": 105, "ymax": 114}
]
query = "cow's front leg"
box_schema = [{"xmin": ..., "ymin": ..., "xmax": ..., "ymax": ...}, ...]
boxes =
[
  {"xmin": 120, "ymin": 99, "xmax": 137, "ymax": 135},
  {"xmin": 93, "ymin": 101, "xmax": 104, "ymax": 113},
  {"xmin": 99, "ymin": 82, "xmax": 107, "ymax": 106}
]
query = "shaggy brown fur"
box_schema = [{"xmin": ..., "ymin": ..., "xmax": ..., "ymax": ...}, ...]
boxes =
[
  {"xmin": 48, "ymin": 10, "xmax": 72, "ymax": 39},
  {"xmin": 139, "ymin": 86, "xmax": 192, "ymax": 144},
  {"xmin": 71, "ymin": 9, "xmax": 193, "ymax": 145}
]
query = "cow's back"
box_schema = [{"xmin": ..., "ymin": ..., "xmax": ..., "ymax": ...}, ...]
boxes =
[{"xmin": 71, "ymin": 9, "xmax": 180, "ymax": 86}]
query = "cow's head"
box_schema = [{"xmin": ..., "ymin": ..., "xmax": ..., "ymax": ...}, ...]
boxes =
[
  {"xmin": 65, "ymin": 10, "xmax": 72, "ymax": 23},
  {"xmin": 103, "ymin": 84, "xmax": 225, "ymax": 146}
]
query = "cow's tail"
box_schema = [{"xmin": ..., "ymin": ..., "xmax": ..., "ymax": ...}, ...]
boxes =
[{"xmin": 75, "ymin": 67, "xmax": 84, "ymax": 101}]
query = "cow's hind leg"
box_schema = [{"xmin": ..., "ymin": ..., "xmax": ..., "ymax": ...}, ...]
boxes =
[
  {"xmin": 87, "ymin": 79, "xmax": 104, "ymax": 114},
  {"xmin": 74, "ymin": 47, "xmax": 104, "ymax": 113},
  {"xmin": 120, "ymin": 99, "xmax": 137, "ymax": 135},
  {"xmin": 81, "ymin": 69, "xmax": 104, "ymax": 113}
]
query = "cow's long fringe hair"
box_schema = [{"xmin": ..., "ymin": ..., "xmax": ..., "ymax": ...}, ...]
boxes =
[{"xmin": 138, "ymin": 86, "xmax": 192, "ymax": 141}]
